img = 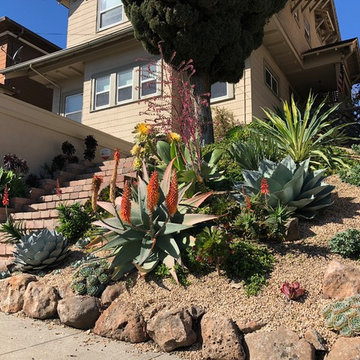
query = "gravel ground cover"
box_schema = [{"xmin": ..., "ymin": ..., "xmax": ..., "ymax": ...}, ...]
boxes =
[{"xmin": 41, "ymin": 175, "xmax": 360, "ymax": 359}]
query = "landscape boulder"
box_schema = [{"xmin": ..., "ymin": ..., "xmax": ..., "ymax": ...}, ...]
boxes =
[
  {"xmin": 57, "ymin": 295, "xmax": 100, "ymax": 329},
  {"xmin": 325, "ymin": 337, "xmax": 360, "ymax": 360},
  {"xmin": 244, "ymin": 326, "xmax": 315, "ymax": 360},
  {"xmin": 304, "ymin": 329, "xmax": 327, "ymax": 352},
  {"xmin": 323, "ymin": 261, "xmax": 360, "ymax": 299},
  {"xmin": 0, "ymin": 274, "xmax": 37, "ymax": 313},
  {"xmin": 147, "ymin": 308, "xmax": 197, "ymax": 352},
  {"xmin": 94, "ymin": 301, "xmax": 148, "ymax": 343},
  {"xmin": 285, "ymin": 217, "xmax": 300, "ymax": 241},
  {"xmin": 23, "ymin": 282, "xmax": 59, "ymax": 319},
  {"xmin": 201, "ymin": 313, "xmax": 246, "ymax": 360},
  {"xmin": 100, "ymin": 283, "xmax": 125, "ymax": 307}
]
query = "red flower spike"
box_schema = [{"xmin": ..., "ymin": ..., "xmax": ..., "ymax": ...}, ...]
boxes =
[
  {"xmin": 114, "ymin": 148, "xmax": 120, "ymax": 163},
  {"xmin": 246, "ymin": 195, "xmax": 252, "ymax": 210},
  {"xmin": 120, "ymin": 180, "xmax": 132, "ymax": 224},
  {"xmin": 166, "ymin": 171, "xmax": 178, "ymax": 217},
  {"xmin": 147, "ymin": 171, "xmax": 160, "ymax": 213},
  {"xmin": 281, "ymin": 281, "xmax": 305, "ymax": 300},
  {"xmin": 260, "ymin": 178, "xmax": 269, "ymax": 195},
  {"xmin": 2, "ymin": 185, "xmax": 9, "ymax": 207}
]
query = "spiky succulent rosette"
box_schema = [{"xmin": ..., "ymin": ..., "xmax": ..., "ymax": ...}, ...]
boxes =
[{"xmin": 93, "ymin": 160, "xmax": 217, "ymax": 281}]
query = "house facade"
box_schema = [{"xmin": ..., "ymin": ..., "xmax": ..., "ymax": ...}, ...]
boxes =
[
  {"xmin": 0, "ymin": 16, "xmax": 61, "ymax": 110},
  {"xmin": 1, "ymin": 0, "xmax": 360, "ymax": 142}
]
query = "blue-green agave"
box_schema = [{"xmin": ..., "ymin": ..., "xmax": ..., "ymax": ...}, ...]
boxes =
[{"xmin": 235, "ymin": 156, "xmax": 335, "ymax": 219}]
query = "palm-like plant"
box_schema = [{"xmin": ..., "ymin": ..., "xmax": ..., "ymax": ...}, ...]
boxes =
[{"xmin": 254, "ymin": 92, "xmax": 350, "ymax": 167}]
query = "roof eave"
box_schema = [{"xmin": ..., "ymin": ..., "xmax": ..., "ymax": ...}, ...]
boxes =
[{"xmin": 57, "ymin": 0, "xmax": 70, "ymax": 9}]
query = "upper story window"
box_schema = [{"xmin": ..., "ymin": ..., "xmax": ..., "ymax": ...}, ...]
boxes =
[
  {"xmin": 211, "ymin": 82, "xmax": 228, "ymax": 100},
  {"xmin": 117, "ymin": 68, "xmax": 133, "ymax": 103},
  {"xmin": 265, "ymin": 67, "xmax": 279, "ymax": 96},
  {"xmin": 95, "ymin": 75, "xmax": 111, "ymax": 109},
  {"xmin": 304, "ymin": 17, "xmax": 311, "ymax": 43},
  {"xmin": 65, "ymin": 93, "xmax": 83, "ymax": 123},
  {"xmin": 140, "ymin": 64, "xmax": 158, "ymax": 97},
  {"xmin": 98, "ymin": 0, "xmax": 124, "ymax": 30}
]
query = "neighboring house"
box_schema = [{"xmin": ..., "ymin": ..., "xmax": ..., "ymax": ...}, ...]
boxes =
[
  {"xmin": 0, "ymin": 16, "xmax": 61, "ymax": 110},
  {"xmin": 1, "ymin": 0, "xmax": 360, "ymax": 142}
]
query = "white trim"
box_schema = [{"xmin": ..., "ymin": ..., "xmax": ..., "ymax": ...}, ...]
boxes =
[
  {"xmin": 97, "ymin": 0, "xmax": 124, "ymax": 31},
  {"xmin": 264, "ymin": 66, "xmax": 279, "ymax": 96},
  {"xmin": 94, "ymin": 74, "xmax": 111, "ymax": 110},
  {"xmin": 116, "ymin": 67, "xmax": 134, "ymax": 104},
  {"xmin": 210, "ymin": 82, "xmax": 234, "ymax": 104},
  {"xmin": 139, "ymin": 62, "xmax": 160, "ymax": 99}
]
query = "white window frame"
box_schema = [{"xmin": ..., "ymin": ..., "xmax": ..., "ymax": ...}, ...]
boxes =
[
  {"xmin": 116, "ymin": 68, "xmax": 134, "ymax": 105},
  {"xmin": 265, "ymin": 67, "xmax": 279, "ymax": 97},
  {"xmin": 210, "ymin": 82, "xmax": 234, "ymax": 104},
  {"xmin": 98, "ymin": 0, "xmax": 124, "ymax": 31},
  {"xmin": 64, "ymin": 92, "xmax": 83, "ymax": 123},
  {"xmin": 139, "ymin": 62, "xmax": 161, "ymax": 99},
  {"xmin": 94, "ymin": 75, "xmax": 111, "ymax": 110}
]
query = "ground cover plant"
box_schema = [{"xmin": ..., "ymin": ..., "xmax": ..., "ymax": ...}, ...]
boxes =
[
  {"xmin": 328, "ymin": 229, "xmax": 360, "ymax": 259},
  {"xmin": 339, "ymin": 164, "xmax": 360, "ymax": 186}
]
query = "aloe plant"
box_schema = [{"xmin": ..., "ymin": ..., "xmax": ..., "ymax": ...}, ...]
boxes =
[
  {"xmin": 235, "ymin": 156, "xmax": 335, "ymax": 219},
  {"xmin": 92, "ymin": 160, "xmax": 217, "ymax": 281},
  {"xmin": 254, "ymin": 92, "xmax": 351, "ymax": 168}
]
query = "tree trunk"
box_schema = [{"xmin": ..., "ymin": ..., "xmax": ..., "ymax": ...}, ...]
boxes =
[{"xmin": 191, "ymin": 72, "xmax": 215, "ymax": 145}]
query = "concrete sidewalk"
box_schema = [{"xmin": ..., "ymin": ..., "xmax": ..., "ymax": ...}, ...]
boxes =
[{"xmin": 0, "ymin": 312, "xmax": 179, "ymax": 360}]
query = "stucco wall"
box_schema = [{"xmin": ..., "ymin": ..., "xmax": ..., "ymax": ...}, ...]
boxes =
[{"xmin": 0, "ymin": 94, "xmax": 131, "ymax": 175}]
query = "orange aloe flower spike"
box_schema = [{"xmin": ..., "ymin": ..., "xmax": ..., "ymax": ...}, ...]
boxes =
[
  {"xmin": 147, "ymin": 171, "xmax": 160, "ymax": 213},
  {"xmin": 166, "ymin": 171, "xmax": 178, "ymax": 217},
  {"xmin": 120, "ymin": 180, "xmax": 132, "ymax": 224}
]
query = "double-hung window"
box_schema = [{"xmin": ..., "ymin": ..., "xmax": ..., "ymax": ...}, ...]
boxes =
[
  {"xmin": 265, "ymin": 67, "xmax": 279, "ymax": 96},
  {"xmin": 98, "ymin": 0, "xmax": 123, "ymax": 30},
  {"xmin": 94, "ymin": 75, "xmax": 111, "ymax": 109},
  {"xmin": 65, "ymin": 93, "xmax": 83, "ymax": 122},
  {"xmin": 117, "ymin": 68, "xmax": 133, "ymax": 103},
  {"xmin": 211, "ymin": 82, "xmax": 228, "ymax": 100},
  {"xmin": 140, "ymin": 63, "xmax": 158, "ymax": 98}
]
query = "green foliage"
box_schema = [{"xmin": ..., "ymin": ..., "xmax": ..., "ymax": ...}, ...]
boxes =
[
  {"xmin": 93, "ymin": 161, "xmax": 217, "ymax": 281},
  {"xmin": 71, "ymin": 260, "xmax": 110, "ymax": 297},
  {"xmin": 254, "ymin": 93, "xmax": 351, "ymax": 167},
  {"xmin": 154, "ymin": 263, "xmax": 191, "ymax": 286},
  {"xmin": 84, "ymin": 135, "xmax": 98, "ymax": 161},
  {"xmin": 339, "ymin": 164, "xmax": 360, "ymax": 186},
  {"xmin": 322, "ymin": 295, "xmax": 360, "ymax": 337},
  {"xmin": 352, "ymin": 144, "xmax": 360, "ymax": 156},
  {"xmin": 57, "ymin": 202, "xmax": 95, "ymax": 243},
  {"xmin": 156, "ymin": 139, "xmax": 225, "ymax": 196},
  {"xmin": 194, "ymin": 227, "xmax": 230, "ymax": 275},
  {"xmin": 212, "ymin": 107, "xmax": 237, "ymax": 141},
  {"xmin": 0, "ymin": 216, "xmax": 27, "ymax": 244},
  {"xmin": 237, "ymin": 156, "xmax": 335, "ymax": 219},
  {"xmin": 314, "ymin": 146, "xmax": 355, "ymax": 175},
  {"xmin": 230, "ymin": 136, "xmax": 282, "ymax": 171},
  {"xmin": 0, "ymin": 168, "xmax": 28, "ymax": 200},
  {"xmin": 13, "ymin": 229, "xmax": 69, "ymax": 272},
  {"xmin": 224, "ymin": 240, "xmax": 274, "ymax": 296},
  {"xmin": 328, "ymin": 229, "xmax": 360, "ymax": 259},
  {"xmin": 234, "ymin": 193, "xmax": 291, "ymax": 242}
]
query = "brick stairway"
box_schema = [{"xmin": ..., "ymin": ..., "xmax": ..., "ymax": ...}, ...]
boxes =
[{"xmin": 0, "ymin": 156, "xmax": 135, "ymax": 270}]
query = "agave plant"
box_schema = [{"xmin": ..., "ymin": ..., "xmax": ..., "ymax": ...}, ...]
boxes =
[
  {"xmin": 235, "ymin": 156, "xmax": 335, "ymax": 219},
  {"xmin": 156, "ymin": 139, "xmax": 225, "ymax": 196},
  {"xmin": 254, "ymin": 92, "xmax": 350, "ymax": 168},
  {"xmin": 13, "ymin": 229, "xmax": 69, "ymax": 272},
  {"xmin": 92, "ymin": 160, "xmax": 217, "ymax": 281}
]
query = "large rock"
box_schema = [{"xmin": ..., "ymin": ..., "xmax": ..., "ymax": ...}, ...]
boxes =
[
  {"xmin": 147, "ymin": 308, "xmax": 197, "ymax": 352},
  {"xmin": 326, "ymin": 337, "xmax": 360, "ymax": 360},
  {"xmin": 323, "ymin": 261, "xmax": 360, "ymax": 299},
  {"xmin": 23, "ymin": 282, "xmax": 59, "ymax": 319},
  {"xmin": 100, "ymin": 283, "xmax": 125, "ymax": 307},
  {"xmin": 201, "ymin": 313, "xmax": 246, "ymax": 360},
  {"xmin": 0, "ymin": 274, "xmax": 37, "ymax": 313},
  {"xmin": 57, "ymin": 296, "xmax": 100, "ymax": 329},
  {"xmin": 304, "ymin": 329, "xmax": 327, "ymax": 352},
  {"xmin": 245, "ymin": 326, "xmax": 315, "ymax": 360},
  {"xmin": 94, "ymin": 301, "xmax": 147, "ymax": 343},
  {"xmin": 285, "ymin": 217, "xmax": 300, "ymax": 241}
]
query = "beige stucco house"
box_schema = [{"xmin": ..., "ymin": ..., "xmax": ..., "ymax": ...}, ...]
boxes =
[{"xmin": 1, "ymin": 0, "xmax": 360, "ymax": 142}]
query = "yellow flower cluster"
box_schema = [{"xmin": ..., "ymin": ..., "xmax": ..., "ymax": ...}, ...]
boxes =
[
  {"xmin": 135, "ymin": 123, "xmax": 151, "ymax": 136},
  {"xmin": 169, "ymin": 132, "xmax": 181, "ymax": 142}
]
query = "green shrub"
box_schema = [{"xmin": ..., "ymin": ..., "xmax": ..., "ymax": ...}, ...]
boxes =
[
  {"xmin": 224, "ymin": 240, "xmax": 274, "ymax": 296},
  {"xmin": 84, "ymin": 135, "xmax": 98, "ymax": 161},
  {"xmin": 153, "ymin": 263, "xmax": 191, "ymax": 286},
  {"xmin": 212, "ymin": 107, "xmax": 237, "ymax": 141},
  {"xmin": 57, "ymin": 202, "xmax": 95, "ymax": 243},
  {"xmin": 352, "ymin": 144, "xmax": 360, "ymax": 156},
  {"xmin": 328, "ymin": 229, "xmax": 360, "ymax": 259},
  {"xmin": 339, "ymin": 165, "xmax": 360, "ymax": 186}
]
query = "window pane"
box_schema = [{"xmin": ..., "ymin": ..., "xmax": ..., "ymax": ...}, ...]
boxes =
[
  {"xmin": 100, "ymin": 0, "xmax": 121, "ymax": 11},
  {"xmin": 96, "ymin": 92, "xmax": 110, "ymax": 107},
  {"xmin": 265, "ymin": 70, "xmax": 272, "ymax": 87},
  {"xmin": 272, "ymin": 78, "xmax": 278, "ymax": 95},
  {"xmin": 211, "ymin": 82, "xmax": 227, "ymax": 99},
  {"xmin": 118, "ymin": 69, "xmax": 132, "ymax": 87},
  {"xmin": 141, "ymin": 64, "xmax": 157, "ymax": 81},
  {"xmin": 100, "ymin": 6, "xmax": 122, "ymax": 28},
  {"xmin": 141, "ymin": 80, "xmax": 157, "ymax": 96},
  {"xmin": 118, "ymin": 87, "xmax": 132, "ymax": 102},
  {"xmin": 66, "ymin": 112, "xmax": 82, "ymax": 123},
  {"xmin": 96, "ymin": 75, "xmax": 110, "ymax": 93},
  {"xmin": 65, "ymin": 93, "xmax": 82, "ymax": 114}
]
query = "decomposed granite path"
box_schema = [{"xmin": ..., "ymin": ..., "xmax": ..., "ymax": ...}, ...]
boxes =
[{"xmin": 0, "ymin": 312, "xmax": 179, "ymax": 360}]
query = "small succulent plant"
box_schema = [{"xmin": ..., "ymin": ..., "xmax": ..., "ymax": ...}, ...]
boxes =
[
  {"xmin": 322, "ymin": 295, "xmax": 360, "ymax": 337},
  {"xmin": 0, "ymin": 270, "xmax": 11, "ymax": 280},
  {"xmin": 280, "ymin": 282, "xmax": 305, "ymax": 300},
  {"xmin": 71, "ymin": 260, "xmax": 110, "ymax": 297}
]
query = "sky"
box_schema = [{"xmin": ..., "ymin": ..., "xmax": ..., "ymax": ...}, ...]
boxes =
[{"xmin": 0, "ymin": 0, "xmax": 359, "ymax": 49}]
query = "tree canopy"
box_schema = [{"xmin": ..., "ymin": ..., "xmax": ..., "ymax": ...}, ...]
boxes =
[{"xmin": 123, "ymin": 0, "xmax": 288, "ymax": 143}]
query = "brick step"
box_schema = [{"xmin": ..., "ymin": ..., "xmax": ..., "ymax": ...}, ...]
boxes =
[
  {"xmin": 6, "ymin": 217, "xmax": 59, "ymax": 231},
  {"xmin": 13, "ymin": 209, "xmax": 59, "ymax": 221},
  {"xmin": 24, "ymin": 198, "xmax": 88, "ymax": 212},
  {"xmin": 38, "ymin": 190, "xmax": 92, "ymax": 203},
  {"xmin": 0, "ymin": 243, "xmax": 14, "ymax": 257}
]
